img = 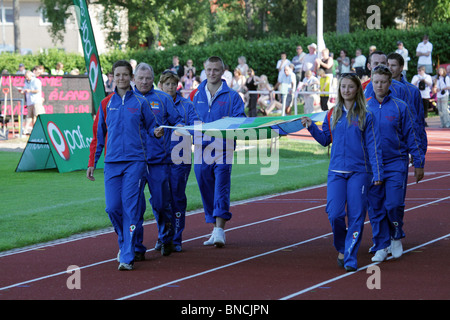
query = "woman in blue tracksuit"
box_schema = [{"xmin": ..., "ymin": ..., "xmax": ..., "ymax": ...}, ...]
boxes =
[
  {"xmin": 366, "ymin": 65, "xmax": 424, "ymax": 262},
  {"xmin": 301, "ymin": 73, "xmax": 383, "ymax": 271},
  {"xmin": 86, "ymin": 60, "xmax": 160, "ymax": 271},
  {"xmin": 159, "ymin": 70, "xmax": 199, "ymax": 252}
]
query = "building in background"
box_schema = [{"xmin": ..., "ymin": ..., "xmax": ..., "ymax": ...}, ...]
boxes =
[{"xmin": 0, "ymin": 0, "xmax": 127, "ymax": 54}]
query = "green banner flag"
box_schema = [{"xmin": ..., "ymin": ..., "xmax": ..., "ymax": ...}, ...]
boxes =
[
  {"xmin": 16, "ymin": 114, "xmax": 104, "ymax": 173},
  {"xmin": 72, "ymin": 0, "xmax": 106, "ymax": 113}
]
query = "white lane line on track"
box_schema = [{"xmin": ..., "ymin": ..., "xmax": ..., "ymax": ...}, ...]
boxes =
[
  {"xmin": 0, "ymin": 175, "xmax": 449, "ymax": 295},
  {"xmin": 0, "ymin": 183, "xmax": 327, "ymax": 258},
  {"xmin": 117, "ymin": 195, "xmax": 450, "ymax": 300},
  {"xmin": 279, "ymin": 232, "xmax": 450, "ymax": 300},
  {"xmin": 0, "ymin": 204, "xmax": 326, "ymax": 292}
]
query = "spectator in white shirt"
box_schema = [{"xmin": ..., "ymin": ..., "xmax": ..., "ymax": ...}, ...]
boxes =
[
  {"xmin": 412, "ymin": 66, "xmax": 433, "ymax": 125},
  {"xmin": 352, "ymin": 49, "xmax": 366, "ymax": 78},
  {"xmin": 395, "ymin": 41, "xmax": 410, "ymax": 80},
  {"xmin": 416, "ymin": 35, "xmax": 433, "ymax": 74}
]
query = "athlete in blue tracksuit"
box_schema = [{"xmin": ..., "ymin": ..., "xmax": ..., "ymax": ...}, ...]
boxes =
[
  {"xmin": 159, "ymin": 69, "xmax": 199, "ymax": 251},
  {"xmin": 169, "ymin": 92, "xmax": 198, "ymax": 251},
  {"xmin": 129, "ymin": 63, "xmax": 184, "ymax": 257},
  {"xmin": 302, "ymin": 73, "xmax": 383, "ymax": 271},
  {"xmin": 192, "ymin": 56, "xmax": 246, "ymax": 247},
  {"xmin": 87, "ymin": 60, "xmax": 159, "ymax": 270},
  {"xmin": 366, "ymin": 66, "xmax": 425, "ymax": 261}
]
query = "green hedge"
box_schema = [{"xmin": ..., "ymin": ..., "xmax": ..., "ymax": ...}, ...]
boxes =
[
  {"xmin": 103, "ymin": 22, "xmax": 450, "ymax": 83},
  {"xmin": 1, "ymin": 22, "xmax": 448, "ymax": 84}
]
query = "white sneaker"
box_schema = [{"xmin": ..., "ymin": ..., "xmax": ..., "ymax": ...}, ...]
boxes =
[
  {"xmin": 391, "ymin": 239, "xmax": 403, "ymax": 258},
  {"xmin": 372, "ymin": 248, "xmax": 389, "ymax": 262},
  {"xmin": 203, "ymin": 234, "xmax": 215, "ymax": 246},
  {"xmin": 213, "ymin": 227, "xmax": 225, "ymax": 248},
  {"xmin": 118, "ymin": 262, "xmax": 134, "ymax": 271}
]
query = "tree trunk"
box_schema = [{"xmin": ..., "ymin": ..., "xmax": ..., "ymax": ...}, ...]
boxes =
[{"xmin": 336, "ymin": 0, "xmax": 350, "ymax": 34}]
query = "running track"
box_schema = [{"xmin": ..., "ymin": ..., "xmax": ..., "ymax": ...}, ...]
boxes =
[{"xmin": 1, "ymin": 126, "xmax": 449, "ymax": 304}]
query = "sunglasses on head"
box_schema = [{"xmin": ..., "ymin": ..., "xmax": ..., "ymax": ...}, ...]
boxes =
[
  {"xmin": 372, "ymin": 65, "xmax": 390, "ymax": 72},
  {"xmin": 162, "ymin": 69, "xmax": 177, "ymax": 75}
]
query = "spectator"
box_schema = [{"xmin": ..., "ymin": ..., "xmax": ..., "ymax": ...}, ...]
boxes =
[
  {"xmin": 19, "ymin": 70, "xmax": 45, "ymax": 134},
  {"xmin": 276, "ymin": 52, "xmax": 291, "ymax": 83},
  {"xmin": 129, "ymin": 59, "xmax": 137, "ymax": 74},
  {"xmin": 184, "ymin": 59, "xmax": 196, "ymax": 76},
  {"xmin": 302, "ymin": 43, "xmax": 318, "ymax": 79},
  {"xmin": 292, "ymin": 45, "xmax": 306, "ymax": 83},
  {"xmin": 256, "ymin": 75, "xmax": 279, "ymax": 115},
  {"xmin": 245, "ymin": 68, "xmax": 260, "ymax": 117},
  {"xmin": 51, "ymin": 62, "xmax": 64, "ymax": 75},
  {"xmin": 273, "ymin": 64, "xmax": 296, "ymax": 115},
  {"xmin": 104, "ymin": 72, "xmax": 115, "ymax": 95},
  {"xmin": 222, "ymin": 64, "xmax": 233, "ymax": 87},
  {"xmin": 318, "ymin": 68, "xmax": 331, "ymax": 111},
  {"xmin": 435, "ymin": 66, "xmax": 450, "ymax": 128},
  {"xmin": 231, "ymin": 68, "xmax": 246, "ymax": 101},
  {"xmin": 170, "ymin": 56, "xmax": 184, "ymax": 78},
  {"xmin": 395, "ymin": 41, "xmax": 410, "ymax": 80},
  {"xmin": 300, "ymin": 70, "xmax": 320, "ymax": 114},
  {"xmin": 352, "ymin": 49, "xmax": 366, "ymax": 78},
  {"xmin": 236, "ymin": 56, "xmax": 249, "ymax": 77},
  {"xmin": 416, "ymin": 35, "xmax": 433, "ymax": 74},
  {"xmin": 181, "ymin": 68, "xmax": 197, "ymax": 98},
  {"xmin": 411, "ymin": 66, "xmax": 433, "ymax": 125},
  {"xmin": 337, "ymin": 50, "xmax": 351, "ymax": 77},
  {"xmin": 16, "ymin": 63, "xmax": 26, "ymax": 75}
]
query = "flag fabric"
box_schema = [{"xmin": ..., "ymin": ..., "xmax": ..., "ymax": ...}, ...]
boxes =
[
  {"xmin": 72, "ymin": 0, "xmax": 106, "ymax": 113},
  {"xmin": 161, "ymin": 112, "xmax": 326, "ymax": 140}
]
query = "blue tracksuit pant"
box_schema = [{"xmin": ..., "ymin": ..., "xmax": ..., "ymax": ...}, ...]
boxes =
[
  {"xmin": 169, "ymin": 163, "xmax": 192, "ymax": 246},
  {"xmin": 194, "ymin": 162, "xmax": 232, "ymax": 223},
  {"xmin": 368, "ymin": 170, "xmax": 407, "ymax": 252},
  {"xmin": 138, "ymin": 164, "xmax": 175, "ymax": 247},
  {"xmin": 326, "ymin": 171, "xmax": 370, "ymax": 269},
  {"xmin": 104, "ymin": 161, "xmax": 146, "ymax": 264}
]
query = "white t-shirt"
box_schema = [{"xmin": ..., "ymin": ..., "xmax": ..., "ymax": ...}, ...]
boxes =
[
  {"xmin": 416, "ymin": 41, "xmax": 433, "ymax": 65},
  {"xmin": 23, "ymin": 77, "xmax": 42, "ymax": 105},
  {"xmin": 276, "ymin": 59, "xmax": 291, "ymax": 82},
  {"xmin": 412, "ymin": 74, "xmax": 432, "ymax": 99},
  {"xmin": 395, "ymin": 47, "xmax": 410, "ymax": 70},
  {"xmin": 302, "ymin": 54, "xmax": 317, "ymax": 72},
  {"xmin": 436, "ymin": 75, "xmax": 450, "ymax": 98}
]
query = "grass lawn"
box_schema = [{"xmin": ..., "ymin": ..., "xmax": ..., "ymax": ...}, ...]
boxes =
[{"xmin": 0, "ymin": 136, "xmax": 329, "ymax": 252}]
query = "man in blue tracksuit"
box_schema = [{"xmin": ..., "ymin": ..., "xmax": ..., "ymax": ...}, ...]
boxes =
[
  {"xmin": 87, "ymin": 60, "xmax": 160, "ymax": 270},
  {"xmin": 133, "ymin": 63, "xmax": 183, "ymax": 257},
  {"xmin": 366, "ymin": 65, "xmax": 425, "ymax": 262},
  {"xmin": 192, "ymin": 56, "xmax": 246, "ymax": 248},
  {"xmin": 302, "ymin": 73, "xmax": 383, "ymax": 271}
]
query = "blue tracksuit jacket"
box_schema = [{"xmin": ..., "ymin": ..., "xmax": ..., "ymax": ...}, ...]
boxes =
[
  {"xmin": 308, "ymin": 106, "xmax": 383, "ymax": 181},
  {"xmin": 398, "ymin": 76, "xmax": 427, "ymax": 155},
  {"xmin": 134, "ymin": 86, "xmax": 183, "ymax": 164},
  {"xmin": 366, "ymin": 92, "xmax": 424, "ymax": 171},
  {"xmin": 93, "ymin": 90, "xmax": 158, "ymax": 165}
]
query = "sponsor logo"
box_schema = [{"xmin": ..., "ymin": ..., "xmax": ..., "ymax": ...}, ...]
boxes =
[{"xmin": 47, "ymin": 121, "xmax": 71, "ymax": 161}]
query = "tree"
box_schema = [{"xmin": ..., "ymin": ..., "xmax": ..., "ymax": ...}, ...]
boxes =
[{"xmin": 336, "ymin": 0, "xmax": 349, "ymax": 34}]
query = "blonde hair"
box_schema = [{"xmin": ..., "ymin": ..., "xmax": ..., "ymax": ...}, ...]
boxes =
[{"xmin": 332, "ymin": 73, "xmax": 367, "ymax": 130}]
